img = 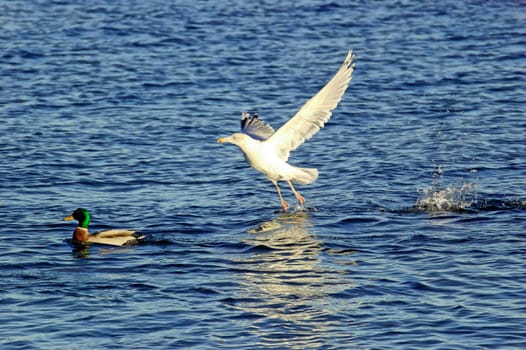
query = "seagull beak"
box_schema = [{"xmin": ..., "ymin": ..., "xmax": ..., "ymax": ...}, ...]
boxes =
[
  {"xmin": 63, "ymin": 215, "xmax": 74, "ymax": 221},
  {"xmin": 217, "ymin": 137, "xmax": 226, "ymax": 144}
]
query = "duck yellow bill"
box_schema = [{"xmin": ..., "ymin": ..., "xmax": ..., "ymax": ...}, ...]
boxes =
[{"xmin": 63, "ymin": 215, "xmax": 74, "ymax": 221}]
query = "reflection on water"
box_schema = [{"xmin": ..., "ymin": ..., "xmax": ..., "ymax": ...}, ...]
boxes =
[
  {"xmin": 69, "ymin": 241, "xmax": 143, "ymax": 259},
  {"xmin": 235, "ymin": 212, "xmax": 355, "ymax": 348}
]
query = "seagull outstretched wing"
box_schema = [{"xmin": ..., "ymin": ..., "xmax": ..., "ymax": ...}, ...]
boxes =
[{"xmin": 266, "ymin": 50, "xmax": 356, "ymax": 161}]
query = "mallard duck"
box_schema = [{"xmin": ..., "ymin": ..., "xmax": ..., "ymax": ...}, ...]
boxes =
[{"xmin": 63, "ymin": 208, "xmax": 144, "ymax": 246}]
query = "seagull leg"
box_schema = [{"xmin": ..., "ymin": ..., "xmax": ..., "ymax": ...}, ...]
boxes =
[
  {"xmin": 287, "ymin": 180, "xmax": 305, "ymax": 207},
  {"xmin": 273, "ymin": 181, "xmax": 289, "ymax": 212}
]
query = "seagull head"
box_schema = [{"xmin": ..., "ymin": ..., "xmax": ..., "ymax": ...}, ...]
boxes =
[{"xmin": 217, "ymin": 133, "xmax": 250, "ymax": 147}]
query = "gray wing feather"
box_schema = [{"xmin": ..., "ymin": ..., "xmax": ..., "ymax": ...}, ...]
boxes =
[{"xmin": 240, "ymin": 112, "xmax": 275, "ymax": 141}]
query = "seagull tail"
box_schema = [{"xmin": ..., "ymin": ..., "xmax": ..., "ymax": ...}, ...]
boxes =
[{"xmin": 290, "ymin": 167, "xmax": 318, "ymax": 185}]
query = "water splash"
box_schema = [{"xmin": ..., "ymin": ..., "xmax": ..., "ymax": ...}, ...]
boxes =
[
  {"xmin": 415, "ymin": 165, "xmax": 478, "ymax": 212},
  {"xmin": 415, "ymin": 182, "xmax": 477, "ymax": 212}
]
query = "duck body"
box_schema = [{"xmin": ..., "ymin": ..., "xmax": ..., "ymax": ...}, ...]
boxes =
[
  {"xmin": 71, "ymin": 226, "xmax": 142, "ymax": 246},
  {"xmin": 64, "ymin": 208, "xmax": 144, "ymax": 247}
]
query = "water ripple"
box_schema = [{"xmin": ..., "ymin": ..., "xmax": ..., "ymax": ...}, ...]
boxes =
[{"xmin": 1, "ymin": 0, "xmax": 525, "ymax": 349}]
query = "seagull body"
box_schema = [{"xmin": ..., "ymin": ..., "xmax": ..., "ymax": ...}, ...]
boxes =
[{"xmin": 218, "ymin": 50, "xmax": 356, "ymax": 211}]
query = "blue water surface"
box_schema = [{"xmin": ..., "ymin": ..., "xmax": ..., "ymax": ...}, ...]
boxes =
[{"xmin": 1, "ymin": 0, "xmax": 525, "ymax": 349}]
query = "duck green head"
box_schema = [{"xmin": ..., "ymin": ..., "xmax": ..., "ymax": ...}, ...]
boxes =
[{"xmin": 63, "ymin": 208, "xmax": 91, "ymax": 228}]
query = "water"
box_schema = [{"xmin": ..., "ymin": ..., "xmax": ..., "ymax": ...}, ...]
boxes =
[{"xmin": 1, "ymin": 0, "xmax": 525, "ymax": 348}]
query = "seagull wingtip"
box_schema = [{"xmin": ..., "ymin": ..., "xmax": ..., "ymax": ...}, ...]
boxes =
[{"xmin": 345, "ymin": 49, "xmax": 355, "ymax": 62}]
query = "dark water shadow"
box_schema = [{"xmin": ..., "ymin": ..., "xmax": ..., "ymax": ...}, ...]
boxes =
[{"xmin": 407, "ymin": 196, "xmax": 526, "ymax": 215}]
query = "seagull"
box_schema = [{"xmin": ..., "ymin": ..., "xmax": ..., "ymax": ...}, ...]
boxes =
[{"xmin": 218, "ymin": 50, "xmax": 356, "ymax": 211}]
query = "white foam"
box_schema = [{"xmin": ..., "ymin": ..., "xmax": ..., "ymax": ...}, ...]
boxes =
[{"xmin": 415, "ymin": 182, "xmax": 477, "ymax": 212}]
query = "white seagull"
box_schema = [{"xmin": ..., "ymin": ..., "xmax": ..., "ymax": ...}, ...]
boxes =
[{"xmin": 218, "ymin": 50, "xmax": 356, "ymax": 211}]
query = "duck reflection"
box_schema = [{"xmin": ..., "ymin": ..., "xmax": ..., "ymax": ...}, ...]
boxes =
[
  {"xmin": 70, "ymin": 242, "xmax": 143, "ymax": 259},
  {"xmin": 236, "ymin": 212, "xmax": 354, "ymax": 348}
]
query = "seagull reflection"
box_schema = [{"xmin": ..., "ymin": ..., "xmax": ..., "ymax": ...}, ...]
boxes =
[{"xmin": 235, "ymin": 212, "xmax": 355, "ymax": 348}]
